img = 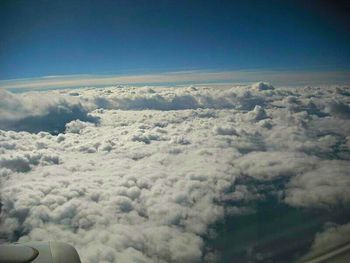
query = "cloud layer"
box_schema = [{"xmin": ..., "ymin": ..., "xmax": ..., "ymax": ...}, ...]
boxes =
[
  {"xmin": 0, "ymin": 90, "xmax": 98, "ymax": 134},
  {"xmin": 1, "ymin": 83, "xmax": 350, "ymax": 262},
  {"xmin": 1, "ymin": 70, "xmax": 349, "ymax": 91}
]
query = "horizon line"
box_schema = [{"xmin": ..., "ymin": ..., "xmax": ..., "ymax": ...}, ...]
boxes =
[{"xmin": 1, "ymin": 69, "xmax": 349, "ymax": 91}]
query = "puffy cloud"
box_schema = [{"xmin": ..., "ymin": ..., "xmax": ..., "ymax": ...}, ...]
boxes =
[
  {"xmin": 247, "ymin": 105, "xmax": 269, "ymax": 122},
  {"xmin": 65, "ymin": 120, "xmax": 96, "ymax": 134},
  {"xmin": 0, "ymin": 152, "xmax": 59, "ymax": 173},
  {"xmin": 284, "ymin": 160, "xmax": 350, "ymax": 208},
  {"xmin": 251, "ymin": 82, "xmax": 274, "ymax": 91},
  {"xmin": 76, "ymin": 85, "xmax": 269, "ymax": 111},
  {"xmin": 233, "ymin": 151, "xmax": 317, "ymax": 180},
  {"xmin": 325, "ymin": 100, "xmax": 350, "ymax": 119},
  {"xmin": 0, "ymin": 107, "xmax": 238, "ymax": 262},
  {"xmin": 1, "ymin": 83, "xmax": 350, "ymax": 262},
  {"xmin": 0, "ymin": 90, "xmax": 98, "ymax": 134}
]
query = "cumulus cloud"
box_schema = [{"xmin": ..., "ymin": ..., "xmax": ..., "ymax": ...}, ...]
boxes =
[
  {"xmin": 1, "ymin": 83, "xmax": 350, "ymax": 262},
  {"xmin": 80, "ymin": 85, "xmax": 268, "ymax": 111},
  {"xmin": 0, "ymin": 90, "xmax": 98, "ymax": 134},
  {"xmin": 233, "ymin": 151, "xmax": 317, "ymax": 180},
  {"xmin": 284, "ymin": 160, "xmax": 350, "ymax": 209},
  {"xmin": 251, "ymin": 81, "xmax": 274, "ymax": 91},
  {"xmin": 326, "ymin": 100, "xmax": 350, "ymax": 119}
]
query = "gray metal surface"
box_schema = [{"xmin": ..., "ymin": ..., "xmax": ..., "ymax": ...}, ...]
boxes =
[
  {"xmin": 299, "ymin": 242, "xmax": 350, "ymax": 263},
  {"xmin": 0, "ymin": 244, "xmax": 38, "ymax": 263},
  {"xmin": 0, "ymin": 241, "xmax": 81, "ymax": 263}
]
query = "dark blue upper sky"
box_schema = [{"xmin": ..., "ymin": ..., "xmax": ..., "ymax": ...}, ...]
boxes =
[{"xmin": 0, "ymin": 0, "xmax": 349, "ymax": 80}]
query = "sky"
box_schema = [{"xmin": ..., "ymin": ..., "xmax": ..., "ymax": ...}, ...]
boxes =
[{"xmin": 0, "ymin": 0, "xmax": 350, "ymax": 86}]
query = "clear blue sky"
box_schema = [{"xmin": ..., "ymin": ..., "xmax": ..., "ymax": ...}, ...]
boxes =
[{"xmin": 0, "ymin": 0, "xmax": 349, "ymax": 80}]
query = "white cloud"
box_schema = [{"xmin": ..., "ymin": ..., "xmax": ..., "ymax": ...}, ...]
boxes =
[
  {"xmin": 0, "ymin": 90, "xmax": 98, "ymax": 134},
  {"xmin": 251, "ymin": 82, "xmax": 274, "ymax": 91},
  {"xmin": 284, "ymin": 160, "xmax": 350, "ymax": 208},
  {"xmin": 1, "ymin": 83, "xmax": 350, "ymax": 262},
  {"xmin": 233, "ymin": 151, "xmax": 317, "ymax": 180}
]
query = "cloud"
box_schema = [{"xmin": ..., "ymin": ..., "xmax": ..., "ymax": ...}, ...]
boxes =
[
  {"xmin": 81, "ymin": 85, "xmax": 267, "ymax": 111},
  {"xmin": 325, "ymin": 100, "xmax": 350, "ymax": 119},
  {"xmin": 233, "ymin": 151, "xmax": 317, "ymax": 180},
  {"xmin": 284, "ymin": 160, "xmax": 350, "ymax": 209},
  {"xmin": 0, "ymin": 152, "xmax": 59, "ymax": 173},
  {"xmin": 0, "ymin": 90, "xmax": 99, "ymax": 134},
  {"xmin": 65, "ymin": 120, "xmax": 96, "ymax": 134},
  {"xmin": 251, "ymin": 82, "xmax": 274, "ymax": 91},
  {"xmin": 1, "ymin": 83, "xmax": 350, "ymax": 262},
  {"xmin": 1, "ymin": 70, "xmax": 349, "ymax": 91}
]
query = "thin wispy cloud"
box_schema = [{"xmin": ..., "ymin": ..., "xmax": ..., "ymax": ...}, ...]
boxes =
[{"xmin": 0, "ymin": 70, "xmax": 349, "ymax": 91}]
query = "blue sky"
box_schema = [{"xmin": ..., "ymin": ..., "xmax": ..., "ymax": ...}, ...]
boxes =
[{"xmin": 0, "ymin": 0, "xmax": 349, "ymax": 84}]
